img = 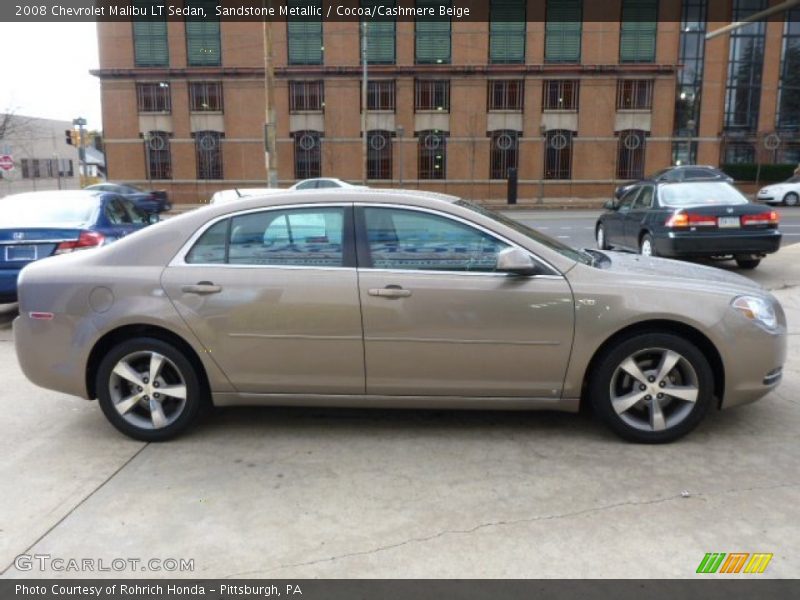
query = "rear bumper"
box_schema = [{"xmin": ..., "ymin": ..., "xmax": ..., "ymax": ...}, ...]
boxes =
[
  {"xmin": 655, "ymin": 230, "xmax": 782, "ymax": 257},
  {"xmin": 0, "ymin": 268, "xmax": 21, "ymax": 303}
]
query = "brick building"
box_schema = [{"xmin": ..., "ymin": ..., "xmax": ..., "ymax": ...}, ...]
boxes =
[{"xmin": 92, "ymin": 0, "xmax": 800, "ymax": 205}]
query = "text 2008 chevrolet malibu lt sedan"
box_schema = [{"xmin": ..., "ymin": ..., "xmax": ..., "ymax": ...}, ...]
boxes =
[{"xmin": 14, "ymin": 190, "xmax": 786, "ymax": 443}]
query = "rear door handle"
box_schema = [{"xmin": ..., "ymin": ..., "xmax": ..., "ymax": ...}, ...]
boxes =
[
  {"xmin": 181, "ymin": 281, "xmax": 222, "ymax": 295},
  {"xmin": 368, "ymin": 286, "xmax": 412, "ymax": 299}
]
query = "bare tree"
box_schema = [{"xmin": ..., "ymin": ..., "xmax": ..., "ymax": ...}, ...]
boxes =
[{"xmin": 0, "ymin": 108, "xmax": 34, "ymax": 143}]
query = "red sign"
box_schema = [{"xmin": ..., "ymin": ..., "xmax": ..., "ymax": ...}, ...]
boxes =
[{"xmin": 0, "ymin": 155, "xmax": 13, "ymax": 171}]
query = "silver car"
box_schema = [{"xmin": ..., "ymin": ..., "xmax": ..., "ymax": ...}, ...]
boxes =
[{"xmin": 14, "ymin": 190, "xmax": 787, "ymax": 443}]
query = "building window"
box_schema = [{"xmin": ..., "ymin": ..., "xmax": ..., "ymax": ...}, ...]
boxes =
[
  {"xmin": 289, "ymin": 81, "xmax": 324, "ymax": 112},
  {"xmin": 617, "ymin": 80, "xmax": 653, "ymax": 110},
  {"xmin": 145, "ymin": 131, "xmax": 172, "ymax": 180},
  {"xmin": 136, "ymin": 82, "xmax": 171, "ymax": 113},
  {"xmin": 184, "ymin": 1, "xmax": 221, "ymax": 66},
  {"xmin": 779, "ymin": 143, "xmax": 800, "ymax": 164},
  {"xmin": 724, "ymin": 142, "xmax": 755, "ymax": 164},
  {"xmin": 418, "ymin": 130, "xmax": 447, "ymax": 179},
  {"xmin": 194, "ymin": 131, "xmax": 223, "ymax": 180},
  {"xmin": 367, "ymin": 130, "xmax": 393, "ymax": 180},
  {"xmin": 415, "ymin": 80, "xmax": 450, "ymax": 111},
  {"xmin": 616, "ymin": 130, "xmax": 647, "ymax": 179},
  {"xmin": 777, "ymin": 7, "xmax": 800, "ymax": 131},
  {"xmin": 543, "ymin": 80, "xmax": 579, "ymax": 110},
  {"xmin": 416, "ymin": 1, "xmax": 451, "ymax": 64},
  {"xmin": 724, "ymin": 0, "xmax": 767, "ymax": 132},
  {"xmin": 132, "ymin": 1, "xmax": 168, "ymax": 67},
  {"xmin": 367, "ymin": 81, "xmax": 396, "ymax": 111},
  {"xmin": 490, "ymin": 130, "xmax": 519, "ymax": 179},
  {"xmin": 490, "ymin": 0, "xmax": 526, "ymax": 64},
  {"xmin": 545, "ymin": 0, "xmax": 583, "ymax": 63},
  {"xmin": 18, "ymin": 158, "xmax": 72, "ymax": 179},
  {"xmin": 488, "ymin": 80, "xmax": 524, "ymax": 111},
  {"xmin": 620, "ymin": 0, "xmax": 659, "ymax": 63},
  {"xmin": 189, "ymin": 82, "xmax": 223, "ymax": 112},
  {"xmin": 545, "ymin": 130, "xmax": 575, "ymax": 179},
  {"xmin": 287, "ymin": 0, "xmax": 323, "ymax": 65},
  {"xmin": 674, "ymin": 0, "xmax": 707, "ymax": 138},
  {"xmin": 361, "ymin": 1, "xmax": 395, "ymax": 64},
  {"xmin": 293, "ymin": 131, "xmax": 322, "ymax": 179},
  {"xmin": 672, "ymin": 141, "xmax": 698, "ymax": 166}
]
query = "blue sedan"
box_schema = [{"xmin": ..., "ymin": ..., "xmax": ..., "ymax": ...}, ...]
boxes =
[{"xmin": 0, "ymin": 190, "xmax": 157, "ymax": 303}]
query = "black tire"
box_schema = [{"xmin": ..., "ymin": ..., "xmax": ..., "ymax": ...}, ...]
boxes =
[
  {"xmin": 596, "ymin": 224, "xmax": 610, "ymax": 250},
  {"xmin": 588, "ymin": 332, "xmax": 714, "ymax": 443},
  {"xmin": 639, "ymin": 233, "xmax": 657, "ymax": 257},
  {"xmin": 784, "ymin": 192, "xmax": 799, "ymax": 207},
  {"xmin": 96, "ymin": 337, "xmax": 204, "ymax": 441},
  {"xmin": 735, "ymin": 256, "xmax": 761, "ymax": 269}
]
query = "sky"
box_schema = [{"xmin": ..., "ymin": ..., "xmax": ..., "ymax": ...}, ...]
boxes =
[{"xmin": 0, "ymin": 23, "xmax": 102, "ymax": 130}]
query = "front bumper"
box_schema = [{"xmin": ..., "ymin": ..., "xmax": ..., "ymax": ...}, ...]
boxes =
[{"xmin": 655, "ymin": 230, "xmax": 782, "ymax": 258}]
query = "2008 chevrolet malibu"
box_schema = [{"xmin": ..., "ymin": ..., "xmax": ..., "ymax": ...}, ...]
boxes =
[{"xmin": 14, "ymin": 190, "xmax": 786, "ymax": 443}]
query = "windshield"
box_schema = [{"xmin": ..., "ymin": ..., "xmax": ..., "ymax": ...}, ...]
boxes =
[
  {"xmin": 659, "ymin": 182, "xmax": 749, "ymax": 207},
  {"xmin": 456, "ymin": 200, "xmax": 593, "ymax": 265},
  {"xmin": 0, "ymin": 195, "xmax": 97, "ymax": 226},
  {"xmin": 787, "ymin": 176, "xmax": 800, "ymax": 184},
  {"xmin": 121, "ymin": 184, "xmax": 145, "ymax": 193}
]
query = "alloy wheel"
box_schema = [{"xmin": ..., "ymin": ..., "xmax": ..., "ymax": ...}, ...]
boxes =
[
  {"xmin": 640, "ymin": 237, "xmax": 653, "ymax": 257},
  {"xmin": 609, "ymin": 347, "xmax": 699, "ymax": 433},
  {"xmin": 108, "ymin": 351, "xmax": 188, "ymax": 430}
]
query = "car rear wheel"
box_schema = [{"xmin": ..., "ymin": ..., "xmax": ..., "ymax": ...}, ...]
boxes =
[
  {"xmin": 784, "ymin": 192, "xmax": 799, "ymax": 207},
  {"xmin": 96, "ymin": 337, "xmax": 203, "ymax": 441},
  {"xmin": 588, "ymin": 333, "xmax": 713, "ymax": 443},
  {"xmin": 735, "ymin": 256, "xmax": 761, "ymax": 269},
  {"xmin": 596, "ymin": 225, "xmax": 610, "ymax": 250},
  {"xmin": 639, "ymin": 234, "xmax": 656, "ymax": 257}
]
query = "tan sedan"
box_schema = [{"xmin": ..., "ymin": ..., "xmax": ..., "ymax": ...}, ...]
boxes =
[{"xmin": 14, "ymin": 190, "xmax": 786, "ymax": 443}]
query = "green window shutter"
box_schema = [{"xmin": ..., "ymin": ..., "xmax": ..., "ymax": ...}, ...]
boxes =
[
  {"xmin": 132, "ymin": 1, "xmax": 168, "ymax": 67},
  {"xmin": 545, "ymin": 0, "xmax": 582, "ymax": 63},
  {"xmin": 362, "ymin": 0, "xmax": 395, "ymax": 64},
  {"xmin": 287, "ymin": 0, "xmax": 323, "ymax": 65},
  {"xmin": 185, "ymin": 1, "xmax": 220, "ymax": 66},
  {"xmin": 620, "ymin": 0, "xmax": 658, "ymax": 63},
  {"xmin": 416, "ymin": 1, "xmax": 451, "ymax": 64},
  {"xmin": 133, "ymin": 20, "xmax": 169, "ymax": 67},
  {"xmin": 490, "ymin": 0, "xmax": 526, "ymax": 64}
]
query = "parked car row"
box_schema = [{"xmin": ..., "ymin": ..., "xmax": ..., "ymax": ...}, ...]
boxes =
[{"xmin": 209, "ymin": 178, "xmax": 366, "ymax": 204}]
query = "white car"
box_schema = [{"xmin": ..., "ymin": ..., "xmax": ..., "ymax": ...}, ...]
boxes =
[
  {"xmin": 291, "ymin": 178, "xmax": 367, "ymax": 190},
  {"xmin": 209, "ymin": 188, "xmax": 284, "ymax": 205},
  {"xmin": 757, "ymin": 176, "xmax": 800, "ymax": 206}
]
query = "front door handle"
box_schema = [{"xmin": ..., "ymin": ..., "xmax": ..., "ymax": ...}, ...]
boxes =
[
  {"xmin": 181, "ymin": 281, "xmax": 222, "ymax": 295},
  {"xmin": 368, "ymin": 286, "xmax": 412, "ymax": 299}
]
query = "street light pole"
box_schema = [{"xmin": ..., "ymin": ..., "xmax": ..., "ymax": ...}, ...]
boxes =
[
  {"xmin": 73, "ymin": 117, "xmax": 87, "ymax": 187},
  {"xmin": 361, "ymin": 21, "xmax": 368, "ymax": 185},
  {"xmin": 263, "ymin": 4, "xmax": 278, "ymax": 188}
]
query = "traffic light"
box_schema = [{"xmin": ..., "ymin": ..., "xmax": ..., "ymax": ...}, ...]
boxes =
[{"xmin": 65, "ymin": 129, "xmax": 73, "ymax": 146}]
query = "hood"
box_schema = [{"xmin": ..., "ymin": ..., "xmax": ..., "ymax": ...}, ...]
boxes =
[{"xmin": 596, "ymin": 251, "xmax": 762, "ymax": 294}]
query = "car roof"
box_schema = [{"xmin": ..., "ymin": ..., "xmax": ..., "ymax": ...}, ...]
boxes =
[{"xmin": 206, "ymin": 188, "xmax": 460, "ymax": 210}]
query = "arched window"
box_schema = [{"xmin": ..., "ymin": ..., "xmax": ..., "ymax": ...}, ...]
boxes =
[
  {"xmin": 144, "ymin": 130, "xmax": 172, "ymax": 180},
  {"xmin": 616, "ymin": 129, "xmax": 647, "ymax": 179},
  {"xmin": 418, "ymin": 130, "xmax": 447, "ymax": 179},
  {"xmin": 367, "ymin": 130, "xmax": 393, "ymax": 180},
  {"xmin": 544, "ymin": 129, "xmax": 575, "ymax": 180},
  {"xmin": 293, "ymin": 130, "xmax": 322, "ymax": 179},
  {"xmin": 194, "ymin": 130, "xmax": 223, "ymax": 180},
  {"xmin": 490, "ymin": 130, "xmax": 519, "ymax": 179}
]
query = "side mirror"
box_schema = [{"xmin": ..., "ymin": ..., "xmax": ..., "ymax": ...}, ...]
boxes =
[
  {"xmin": 603, "ymin": 199, "xmax": 617, "ymax": 210},
  {"xmin": 496, "ymin": 247, "xmax": 539, "ymax": 276},
  {"xmin": 146, "ymin": 212, "xmax": 161, "ymax": 224}
]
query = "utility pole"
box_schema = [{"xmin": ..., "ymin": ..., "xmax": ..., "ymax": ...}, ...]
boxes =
[
  {"xmin": 361, "ymin": 21, "xmax": 368, "ymax": 185},
  {"xmin": 263, "ymin": 4, "xmax": 278, "ymax": 188},
  {"xmin": 73, "ymin": 117, "xmax": 87, "ymax": 187}
]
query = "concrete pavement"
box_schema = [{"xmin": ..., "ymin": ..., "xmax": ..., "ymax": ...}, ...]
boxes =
[{"xmin": 0, "ymin": 249, "xmax": 798, "ymax": 579}]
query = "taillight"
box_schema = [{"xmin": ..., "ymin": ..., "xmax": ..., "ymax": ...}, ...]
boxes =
[
  {"xmin": 54, "ymin": 231, "xmax": 105, "ymax": 254},
  {"xmin": 742, "ymin": 211, "xmax": 780, "ymax": 226},
  {"xmin": 665, "ymin": 212, "xmax": 717, "ymax": 228}
]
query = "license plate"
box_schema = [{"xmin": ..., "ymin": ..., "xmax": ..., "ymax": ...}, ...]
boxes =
[
  {"xmin": 718, "ymin": 216, "xmax": 740, "ymax": 228},
  {"xmin": 5, "ymin": 245, "xmax": 37, "ymax": 261}
]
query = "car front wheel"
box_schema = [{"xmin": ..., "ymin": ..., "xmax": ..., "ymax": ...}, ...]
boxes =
[
  {"xmin": 96, "ymin": 337, "xmax": 203, "ymax": 441},
  {"xmin": 588, "ymin": 332, "xmax": 713, "ymax": 443},
  {"xmin": 784, "ymin": 192, "xmax": 798, "ymax": 207},
  {"xmin": 596, "ymin": 225, "xmax": 610, "ymax": 250}
]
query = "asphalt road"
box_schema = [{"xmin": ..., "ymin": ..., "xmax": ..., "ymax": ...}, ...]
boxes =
[{"xmin": 503, "ymin": 206, "xmax": 800, "ymax": 252}]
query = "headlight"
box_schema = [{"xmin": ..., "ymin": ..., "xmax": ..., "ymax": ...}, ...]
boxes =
[{"xmin": 732, "ymin": 295, "xmax": 778, "ymax": 330}]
